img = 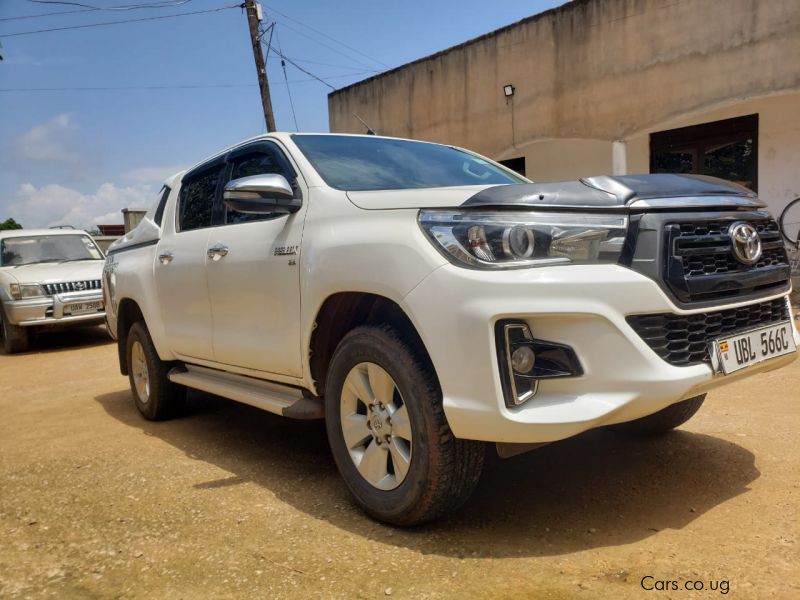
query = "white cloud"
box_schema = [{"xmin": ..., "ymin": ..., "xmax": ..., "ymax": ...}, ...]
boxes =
[
  {"xmin": 15, "ymin": 114, "xmax": 79, "ymax": 164},
  {"xmin": 2, "ymin": 182, "xmax": 157, "ymax": 230},
  {"xmin": 123, "ymin": 165, "xmax": 187, "ymax": 185}
]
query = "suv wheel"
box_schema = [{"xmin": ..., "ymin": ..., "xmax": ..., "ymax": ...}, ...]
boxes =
[
  {"xmin": 325, "ymin": 325, "xmax": 484, "ymax": 526},
  {"xmin": 0, "ymin": 305, "xmax": 30, "ymax": 354},
  {"xmin": 610, "ymin": 394, "xmax": 706, "ymax": 436},
  {"xmin": 126, "ymin": 321, "xmax": 185, "ymax": 420}
]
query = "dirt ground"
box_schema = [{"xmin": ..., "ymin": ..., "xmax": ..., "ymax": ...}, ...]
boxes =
[{"xmin": 1, "ymin": 325, "xmax": 799, "ymax": 599}]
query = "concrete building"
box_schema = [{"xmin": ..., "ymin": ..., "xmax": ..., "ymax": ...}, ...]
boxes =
[{"xmin": 328, "ymin": 0, "xmax": 800, "ymax": 223}]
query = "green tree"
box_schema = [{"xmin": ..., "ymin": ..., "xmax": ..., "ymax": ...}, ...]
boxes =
[{"xmin": 0, "ymin": 218, "xmax": 23, "ymax": 231}]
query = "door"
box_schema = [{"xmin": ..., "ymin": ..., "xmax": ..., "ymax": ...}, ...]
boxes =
[
  {"xmin": 154, "ymin": 162, "xmax": 222, "ymax": 360},
  {"xmin": 205, "ymin": 142, "xmax": 307, "ymax": 377}
]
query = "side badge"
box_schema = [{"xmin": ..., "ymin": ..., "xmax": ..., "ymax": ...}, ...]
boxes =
[{"xmin": 274, "ymin": 245, "xmax": 299, "ymax": 256}]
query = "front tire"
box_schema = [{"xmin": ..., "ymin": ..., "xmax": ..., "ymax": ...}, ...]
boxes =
[
  {"xmin": 126, "ymin": 321, "xmax": 185, "ymax": 420},
  {"xmin": 325, "ymin": 325, "xmax": 484, "ymax": 526},
  {"xmin": 611, "ymin": 394, "xmax": 706, "ymax": 436},
  {"xmin": 0, "ymin": 305, "xmax": 30, "ymax": 354}
]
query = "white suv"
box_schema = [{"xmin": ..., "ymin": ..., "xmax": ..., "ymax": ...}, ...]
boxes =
[
  {"xmin": 103, "ymin": 133, "xmax": 798, "ymax": 525},
  {"xmin": 1, "ymin": 228, "xmax": 106, "ymax": 353}
]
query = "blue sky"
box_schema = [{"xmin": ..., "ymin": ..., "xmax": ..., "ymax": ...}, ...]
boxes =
[{"xmin": 0, "ymin": 0, "xmax": 563, "ymax": 228}]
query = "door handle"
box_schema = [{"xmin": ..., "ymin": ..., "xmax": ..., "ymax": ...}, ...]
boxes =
[
  {"xmin": 207, "ymin": 245, "xmax": 229, "ymax": 261},
  {"xmin": 158, "ymin": 251, "xmax": 174, "ymax": 264}
]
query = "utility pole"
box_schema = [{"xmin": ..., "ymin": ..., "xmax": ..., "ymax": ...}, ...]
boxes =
[{"xmin": 244, "ymin": 0, "xmax": 276, "ymax": 132}]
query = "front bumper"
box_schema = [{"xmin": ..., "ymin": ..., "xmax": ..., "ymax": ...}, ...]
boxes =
[
  {"xmin": 4, "ymin": 291, "xmax": 105, "ymax": 327},
  {"xmin": 402, "ymin": 263, "xmax": 799, "ymax": 444}
]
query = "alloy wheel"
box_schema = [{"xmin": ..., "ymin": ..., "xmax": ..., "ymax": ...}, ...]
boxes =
[
  {"xmin": 339, "ymin": 362, "xmax": 413, "ymax": 490},
  {"xmin": 131, "ymin": 340, "xmax": 150, "ymax": 405}
]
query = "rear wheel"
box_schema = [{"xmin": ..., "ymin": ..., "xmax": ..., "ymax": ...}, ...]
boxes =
[
  {"xmin": 611, "ymin": 394, "xmax": 706, "ymax": 436},
  {"xmin": 325, "ymin": 325, "xmax": 484, "ymax": 526},
  {"xmin": 0, "ymin": 305, "xmax": 30, "ymax": 354},
  {"xmin": 126, "ymin": 321, "xmax": 185, "ymax": 420}
]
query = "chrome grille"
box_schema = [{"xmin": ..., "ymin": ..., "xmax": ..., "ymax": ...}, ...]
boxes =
[
  {"xmin": 675, "ymin": 220, "xmax": 786, "ymax": 276},
  {"xmin": 664, "ymin": 217, "xmax": 790, "ymax": 303},
  {"xmin": 42, "ymin": 279, "xmax": 102, "ymax": 296},
  {"xmin": 627, "ymin": 297, "xmax": 790, "ymax": 366}
]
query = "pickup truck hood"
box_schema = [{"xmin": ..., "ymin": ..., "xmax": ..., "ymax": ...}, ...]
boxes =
[
  {"xmin": 1, "ymin": 260, "xmax": 105, "ymax": 285},
  {"xmin": 346, "ymin": 174, "xmax": 762, "ymax": 211}
]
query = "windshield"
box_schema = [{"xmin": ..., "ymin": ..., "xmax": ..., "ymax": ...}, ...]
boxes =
[
  {"xmin": 0, "ymin": 235, "xmax": 103, "ymax": 267},
  {"xmin": 292, "ymin": 134, "xmax": 525, "ymax": 191}
]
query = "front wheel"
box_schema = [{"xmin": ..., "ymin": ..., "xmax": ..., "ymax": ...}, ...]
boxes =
[
  {"xmin": 126, "ymin": 321, "xmax": 185, "ymax": 420},
  {"xmin": 610, "ymin": 394, "xmax": 706, "ymax": 436},
  {"xmin": 325, "ymin": 326, "xmax": 484, "ymax": 526},
  {"xmin": 0, "ymin": 305, "xmax": 30, "ymax": 354}
]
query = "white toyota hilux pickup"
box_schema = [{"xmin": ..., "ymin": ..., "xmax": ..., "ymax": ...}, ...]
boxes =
[{"xmin": 104, "ymin": 133, "xmax": 798, "ymax": 525}]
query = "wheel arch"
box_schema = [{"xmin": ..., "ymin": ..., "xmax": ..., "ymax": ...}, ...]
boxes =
[
  {"xmin": 116, "ymin": 297, "xmax": 144, "ymax": 375},
  {"xmin": 309, "ymin": 292, "xmax": 437, "ymax": 397}
]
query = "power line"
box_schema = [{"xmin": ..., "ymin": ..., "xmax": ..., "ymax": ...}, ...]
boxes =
[
  {"xmin": 0, "ymin": 4, "xmax": 239, "ymax": 37},
  {"xmin": 272, "ymin": 19, "xmax": 383, "ymax": 73},
  {"xmin": 0, "ymin": 8, "xmax": 96, "ymax": 22},
  {"xmin": 264, "ymin": 40, "xmax": 336, "ymax": 91},
  {"xmin": 265, "ymin": 53, "xmax": 377, "ymax": 73},
  {"xmin": 1, "ymin": 1, "xmax": 194, "ymax": 22},
  {"xmin": 276, "ymin": 31, "xmax": 298, "ymax": 131},
  {"xmin": 28, "ymin": 0, "xmax": 194, "ymax": 10},
  {"xmin": 263, "ymin": 3, "xmax": 388, "ymax": 69}
]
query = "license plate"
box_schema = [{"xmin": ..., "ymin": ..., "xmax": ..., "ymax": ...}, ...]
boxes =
[
  {"xmin": 711, "ymin": 321, "xmax": 796, "ymax": 374},
  {"xmin": 66, "ymin": 301, "xmax": 103, "ymax": 315}
]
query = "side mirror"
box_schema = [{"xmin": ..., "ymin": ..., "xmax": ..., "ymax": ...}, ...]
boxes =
[{"xmin": 223, "ymin": 174, "xmax": 301, "ymax": 215}]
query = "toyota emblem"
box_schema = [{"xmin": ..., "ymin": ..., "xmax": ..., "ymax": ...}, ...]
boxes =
[
  {"xmin": 729, "ymin": 222, "xmax": 762, "ymax": 265},
  {"xmin": 74, "ymin": 281, "xmax": 86, "ymax": 291}
]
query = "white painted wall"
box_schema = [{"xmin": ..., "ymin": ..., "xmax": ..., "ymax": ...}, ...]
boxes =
[
  {"xmin": 513, "ymin": 92, "xmax": 800, "ymax": 223},
  {"xmin": 625, "ymin": 92, "xmax": 800, "ymax": 219},
  {"xmin": 505, "ymin": 138, "xmax": 612, "ymax": 182}
]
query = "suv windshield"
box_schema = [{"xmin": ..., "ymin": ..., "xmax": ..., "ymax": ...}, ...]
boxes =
[
  {"xmin": 292, "ymin": 134, "xmax": 524, "ymax": 191},
  {"xmin": 0, "ymin": 235, "xmax": 103, "ymax": 267}
]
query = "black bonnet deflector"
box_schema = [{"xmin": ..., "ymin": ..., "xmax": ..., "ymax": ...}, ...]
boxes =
[{"xmin": 462, "ymin": 174, "xmax": 757, "ymax": 210}]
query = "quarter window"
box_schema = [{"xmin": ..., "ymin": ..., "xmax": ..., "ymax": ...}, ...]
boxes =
[
  {"xmin": 153, "ymin": 186, "xmax": 171, "ymax": 226},
  {"xmin": 178, "ymin": 167, "xmax": 221, "ymax": 231}
]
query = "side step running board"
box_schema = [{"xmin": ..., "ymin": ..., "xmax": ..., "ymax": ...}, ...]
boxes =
[{"xmin": 168, "ymin": 364, "xmax": 324, "ymax": 420}]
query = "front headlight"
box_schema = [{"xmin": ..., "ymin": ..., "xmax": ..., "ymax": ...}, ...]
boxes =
[
  {"xmin": 9, "ymin": 283, "xmax": 46, "ymax": 300},
  {"xmin": 419, "ymin": 210, "xmax": 628, "ymax": 269}
]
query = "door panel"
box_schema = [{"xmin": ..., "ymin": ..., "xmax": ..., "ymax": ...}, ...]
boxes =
[
  {"xmin": 154, "ymin": 228, "xmax": 213, "ymax": 360},
  {"xmin": 154, "ymin": 162, "xmax": 221, "ymax": 361},
  {"xmin": 206, "ymin": 143, "xmax": 306, "ymax": 376},
  {"xmin": 206, "ymin": 215, "xmax": 304, "ymax": 376}
]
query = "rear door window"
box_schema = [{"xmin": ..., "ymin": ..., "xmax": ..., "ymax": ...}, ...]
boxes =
[{"xmin": 178, "ymin": 167, "xmax": 221, "ymax": 232}]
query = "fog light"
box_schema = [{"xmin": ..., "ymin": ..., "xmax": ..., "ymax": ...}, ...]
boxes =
[
  {"xmin": 495, "ymin": 319, "xmax": 584, "ymax": 408},
  {"xmin": 511, "ymin": 345, "xmax": 535, "ymax": 373}
]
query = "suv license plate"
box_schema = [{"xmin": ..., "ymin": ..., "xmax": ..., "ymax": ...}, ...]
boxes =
[
  {"xmin": 66, "ymin": 301, "xmax": 103, "ymax": 316},
  {"xmin": 712, "ymin": 321, "xmax": 796, "ymax": 375}
]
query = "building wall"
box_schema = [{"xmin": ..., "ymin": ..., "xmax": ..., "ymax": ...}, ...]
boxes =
[
  {"xmin": 506, "ymin": 92, "xmax": 800, "ymax": 218},
  {"xmin": 328, "ymin": 0, "xmax": 800, "ymax": 213},
  {"xmin": 330, "ymin": 0, "xmax": 799, "ymax": 150},
  {"xmin": 624, "ymin": 92, "xmax": 800, "ymax": 218}
]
